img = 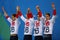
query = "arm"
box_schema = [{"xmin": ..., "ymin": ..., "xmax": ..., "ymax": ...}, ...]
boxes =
[
  {"xmin": 36, "ymin": 5, "xmax": 45, "ymax": 21},
  {"xmin": 16, "ymin": 6, "xmax": 26, "ymax": 22},
  {"xmin": 27, "ymin": 8, "xmax": 33, "ymax": 18},
  {"xmin": 29, "ymin": 12, "xmax": 33, "ymax": 18},
  {"xmin": 2, "ymin": 7, "xmax": 12, "ymax": 23},
  {"xmin": 18, "ymin": 11, "xmax": 26, "ymax": 22},
  {"xmin": 36, "ymin": 5, "xmax": 42, "ymax": 17},
  {"xmin": 16, "ymin": 6, "xmax": 20, "ymax": 18},
  {"xmin": 51, "ymin": 3, "xmax": 56, "ymax": 22},
  {"xmin": 52, "ymin": 3, "xmax": 56, "ymax": 16},
  {"xmin": 20, "ymin": 15, "xmax": 26, "ymax": 22},
  {"xmin": 28, "ymin": 12, "xmax": 34, "ymax": 23}
]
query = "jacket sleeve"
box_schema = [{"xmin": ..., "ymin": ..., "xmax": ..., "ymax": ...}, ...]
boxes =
[
  {"xmin": 51, "ymin": 9, "xmax": 56, "ymax": 22},
  {"xmin": 6, "ymin": 16, "xmax": 12, "ymax": 23}
]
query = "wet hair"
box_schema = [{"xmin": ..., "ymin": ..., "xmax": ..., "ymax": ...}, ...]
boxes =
[
  {"xmin": 12, "ymin": 14, "xmax": 16, "ymax": 17},
  {"xmin": 46, "ymin": 13, "xmax": 50, "ymax": 16}
]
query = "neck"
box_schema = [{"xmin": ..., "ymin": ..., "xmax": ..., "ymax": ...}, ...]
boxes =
[
  {"xmin": 38, "ymin": 19, "xmax": 40, "ymax": 21},
  {"xmin": 46, "ymin": 19, "xmax": 50, "ymax": 21}
]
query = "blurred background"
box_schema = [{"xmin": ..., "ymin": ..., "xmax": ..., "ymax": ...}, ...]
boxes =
[{"xmin": 0, "ymin": 0, "xmax": 60, "ymax": 40}]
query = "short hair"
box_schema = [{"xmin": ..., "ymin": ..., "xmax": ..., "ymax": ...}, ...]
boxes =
[
  {"xmin": 46, "ymin": 13, "xmax": 50, "ymax": 16},
  {"xmin": 12, "ymin": 14, "xmax": 16, "ymax": 17}
]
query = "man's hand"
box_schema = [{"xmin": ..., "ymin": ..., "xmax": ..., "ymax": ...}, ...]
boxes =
[
  {"xmin": 28, "ymin": 8, "xmax": 30, "ymax": 11},
  {"xmin": 2, "ymin": 7, "xmax": 8, "ymax": 16},
  {"xmin": 2, "ymin": 7, "xmax": 5, "ymax": 12},
  {"xmin": 16, "ymin": 6, "xmax": 20, "ymax": 11},
  {"xmin": 36, "ymin": 5, "xmax": 39, "ymax": 9},
  {"xmin": 36, "ymin": 5, "xmax": 40, "ymax": 12},
  {"xmin": 27, "ymin": 8, "xmax": 30, "ymax": 13},
  {"xmin": 52, "ymin": 3, "xmax": 55, "ymax": 9},
  {"xmin": 52, "ymin": 3, "xmax": 56, "ymax": 15}
]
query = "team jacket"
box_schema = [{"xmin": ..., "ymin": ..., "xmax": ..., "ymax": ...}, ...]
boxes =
[
  {"xmin": 34, "ymin": 19, "xmax": 43, "ymax": 36},
  {"xmin": 41, "ymin": 9, "xmax": 56, "ymax": 34},
  {"xmin": 34, "ymin": 10, "xmax": 44, "ymax": 36},
  {"xmin": 18, "ymin": 11, "xmax": 34, "ymax": 35},
  {"xmin": 6, "ymin": 13, "xmax": 20, "ymax": 35}
]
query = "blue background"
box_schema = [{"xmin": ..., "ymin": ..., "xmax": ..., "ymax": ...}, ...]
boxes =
[{"xmin": 0, "ymin": 0, "xmax": 60, "ymax": 40}]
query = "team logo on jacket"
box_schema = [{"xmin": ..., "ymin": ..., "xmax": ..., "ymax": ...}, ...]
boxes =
[
  {"xmin": 25, "ymin": 22, "xmax": 29, "ymax": 33},
  {"xmin": 11, "ymin": 21, "xmax": 15, "ymax": 32},
  {"xmin": 45, "ymin": 21, "xmax": 50, "ymax": 33}
]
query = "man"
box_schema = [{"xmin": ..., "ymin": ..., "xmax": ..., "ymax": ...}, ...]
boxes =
[
  {"xmin": 34, "ymin": 5, "xmax": 43, "ymax": 40},
  {"xmin": 2, "ymin": 6, "xmax": 20, "ymax": 40},
  {"xmin": 18, "ymin": 8, "xmax": 34, "ymax": 40},
  {"xmin": 43, "ymin": 3, "xmax": 56, "ymax": 40}
]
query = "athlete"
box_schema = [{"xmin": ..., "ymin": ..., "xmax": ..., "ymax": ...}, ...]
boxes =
[
  {"xmin": 34, "ymin": 5, "xmax": 43, "ymax": 40},
  {"xmin": 2, "ymin": 6, "xmax": 20, "ymax": 40},
  {"xmin": 43, "ymin": 3, "xmax": 56, "ymax": 40},
  {"xmin": 18, "ymin": 8, "xmax": 34, "ymax": 40}
]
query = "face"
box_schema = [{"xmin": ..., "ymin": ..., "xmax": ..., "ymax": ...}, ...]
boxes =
[
  {"xmin": 12, "ymin": 16, "xmax": 16, "ymax": 21},
  {"xmin": 46, "ymin": 14, "xmax": 50, "ymax": 20}
]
